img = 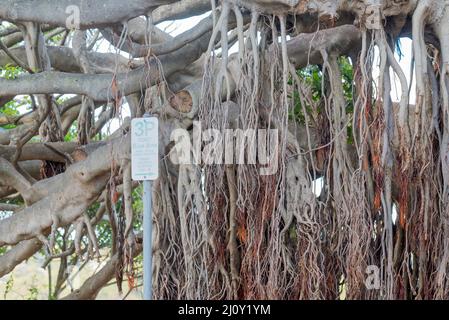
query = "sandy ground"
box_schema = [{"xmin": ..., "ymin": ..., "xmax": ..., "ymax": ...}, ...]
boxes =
[{"xmin": 0, "ymin": 253, "xmax": 143, "ymax": 300}]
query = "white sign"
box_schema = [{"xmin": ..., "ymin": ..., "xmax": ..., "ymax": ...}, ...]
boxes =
[{"xmin": 131, "ymin": 117, "xmax": 159, "ymax": 181}]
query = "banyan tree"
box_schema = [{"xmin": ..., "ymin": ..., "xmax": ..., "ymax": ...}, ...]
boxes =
[{"xmin": 1, "ymin": 0, "xmax": 449, "ymax": 300}]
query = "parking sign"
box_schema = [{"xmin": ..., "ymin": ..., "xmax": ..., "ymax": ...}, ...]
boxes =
[{"xmin": 131, "ymin": 117, "xmax": 159, "ymax": 181}]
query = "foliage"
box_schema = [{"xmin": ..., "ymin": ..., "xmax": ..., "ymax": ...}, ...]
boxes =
[
  {"xmin": 291, "ymin": 56, "xmax": 355, "ymax": 143},
  {"xmin": 64, "ymin": 122, "xmax": 78, "ymax": 141},
  {"xmin": 46, "ymin": 32, "xmax": 65, "ymax": 46},
  {"xmin": 1, "ymin": 96, "xmax": 32, "ymax": 130},
  {"xmin": 3, "ymin": 275, "xmax": 14, "ymax": 299},
  {"xmin": 26, "ymin": 281, "xmax": 38, "ymax": 300},
  {"xmin": 0, "ymin": 101, "xmax": 19, "ymax": 130},
  {"xmin": 0, "ymin": 64, "xmax": 23, "ymax": 80}
]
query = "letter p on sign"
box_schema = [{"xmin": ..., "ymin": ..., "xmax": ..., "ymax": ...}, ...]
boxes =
[{"xmin": 131, "ymin": 117, "xmax": 159, "ymax": 181}]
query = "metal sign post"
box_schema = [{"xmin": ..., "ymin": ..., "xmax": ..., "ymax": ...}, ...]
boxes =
[
  {"xmin": 143, "ymin": 178, "xmax": 152, "ymax": 300},
  {"xmin": 131, "ymin": 115, "xmax": 158, "ymax": 300}
]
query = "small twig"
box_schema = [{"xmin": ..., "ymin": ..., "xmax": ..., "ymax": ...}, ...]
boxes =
[
  {"xmin": 0, "ymin": 38, "xmax": 34, "ymax": 73},
  {"xmin": 122, "ymin": 283, "xmax": 143, "ymax": 300}
]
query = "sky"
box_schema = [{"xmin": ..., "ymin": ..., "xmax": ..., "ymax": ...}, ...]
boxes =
[{"xmin": 377, "ymin": 38, "xmax": 416, "ymax": 104}]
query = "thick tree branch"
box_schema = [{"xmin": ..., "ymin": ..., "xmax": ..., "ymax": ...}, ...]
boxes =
[
  {"xmin": 0, "ymin": 135, "xmax": 130, "ymax": 247},
  {"xmin": 0, "ymin": 238, "xmax": 42, "ymax": 278},
  {"xmin": 152, "ymin": 0, "xmax": 211, "ymax": 24},
  {"xmin": 132, "ymin": 13, "xmax": 226, "ymax": 57},
  {"xmin": 0, "ymin": 0, "xmax": 178, "ymax": 29},
  {"xmin": 0, "ymin": 203, "xmax": 21, "ymax": 211},
  {"xmin": 285, "ymin": 24, "xmax": 362, "ymax": 67},
  {"xmin": 0, "ymin": 31, "xmax": 212, "ymax": 101},
  {"xmin": 0, "ymin": 46, "xmax": 135, "ymax": 73},
  {"xmin": 0, "ymin": 141, "xmax": 79, "ymax": 162},
  {"xmin": 0, "ymin": 157, "xmax": 32, "ymax": 198}
]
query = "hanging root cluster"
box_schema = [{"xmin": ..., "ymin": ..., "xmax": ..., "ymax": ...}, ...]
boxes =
[{"xmin": 150, "ymin": 0, "xmax": 449, "ymax": 299}]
